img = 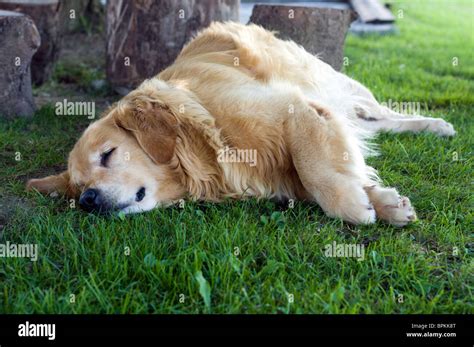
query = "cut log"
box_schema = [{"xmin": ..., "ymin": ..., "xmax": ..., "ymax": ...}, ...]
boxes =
[
  {"xmin": 250, "ymin": 4, "xmax": 357, "ymax": 71},
  {"xmin": 106, "ymin": 0, "xmax": 240, "ymax": 93},
  {"xmin": 0, "ymin": 10, "xmax": 40, "ymax": 118},
  {"xmin": 0, "ymin": 0, "xmax": 61, "ymax": 85}
]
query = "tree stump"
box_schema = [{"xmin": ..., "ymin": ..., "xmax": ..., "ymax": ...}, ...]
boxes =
[
  {"xmin": 0, "ymin": 0, "xmax": 61, "ymax": 85},
  {"xmin": 250, "ymin": 4, "xmax": 357, "ymax": 71},
  {"xmin": 106, "ymin": 0, "xmax": 240, "ymax": 94},
  {"xmin": 0, "ymin": 10, "xmax": 40, "ymax": 118}
]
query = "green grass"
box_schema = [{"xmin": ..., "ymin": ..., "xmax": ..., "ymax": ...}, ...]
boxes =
[
  {"xmin": 52, "ymin": 61, "xmax": 106, "ymax": 94},
  {"xmin": 0, "ymin": 0, "xmax": 472, "ymax": 314}
]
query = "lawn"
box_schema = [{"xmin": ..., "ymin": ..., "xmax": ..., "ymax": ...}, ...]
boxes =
[{"xmin": 0, "ymin": 0, "xmax": 472, "ymax": 314}]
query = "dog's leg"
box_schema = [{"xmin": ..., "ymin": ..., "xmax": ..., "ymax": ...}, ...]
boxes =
[
  {"xmin": 286, "ymin": 101, "xmax": 377, "ymax": 225},
  {"xmin": 287, "ymin": 100, "xmax": 417, "ymax": 226},
  {"xmin": 356, "ymin": 106, "xmax": 456, "ymax": 136},
  {"xmin": 347, "ymin": 79, "xmax": 455, "ymax": 136}
]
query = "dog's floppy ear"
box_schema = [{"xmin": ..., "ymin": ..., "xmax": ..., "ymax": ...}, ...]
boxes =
[
  {"xmin": 115, "ymin": 102, "xmax": 178, "ymax": 164},
  {"xmin": 26, "ymin": 171, "xmax": 74, "ymax": 196}
]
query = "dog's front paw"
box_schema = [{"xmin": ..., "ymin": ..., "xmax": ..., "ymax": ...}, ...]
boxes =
[
  {"xmin": 366, "ymin": 186, "xmax": 417, "ymax": 227},
  {"xmin": 379, "ymin": 196, "xmax": 417, "ymax": 227},
  {"xmin": 427, "ymin": 118, "xmax": 456, "ymax": 137},
  {"xmin": 387, "ymin": 196, "xmax": 417, "ymax": 227}
]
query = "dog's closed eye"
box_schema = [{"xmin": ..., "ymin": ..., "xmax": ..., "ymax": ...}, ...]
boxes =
[{"xmin": 100, "ymin": 148, "xmax": 116, "ymax": 167}]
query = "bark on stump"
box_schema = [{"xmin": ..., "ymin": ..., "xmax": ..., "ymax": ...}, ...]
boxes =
[
  {"xmin": 106, "ymin": 0, "xmax": 240, "ymax": 94},
  {"xmin": 0, "ymin": 0, "xmax": 61, "ymax": 85},
  {"xmin": 0, "ymin": 10, "xmax": 40, "ymax": 118},
  {"xmin": 250, "ymin": 4, "xmax": 357, "ymax": 71}
]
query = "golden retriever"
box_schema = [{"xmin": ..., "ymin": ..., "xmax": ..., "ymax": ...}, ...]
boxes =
[{"xmin": 27, "ymin": 22, "xmax": 456, "ymax": 226}]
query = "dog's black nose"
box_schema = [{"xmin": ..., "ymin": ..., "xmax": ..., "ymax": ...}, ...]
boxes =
[{"xmin": 79, "ymin": 188, "xmax": 102, "ymax": 212}]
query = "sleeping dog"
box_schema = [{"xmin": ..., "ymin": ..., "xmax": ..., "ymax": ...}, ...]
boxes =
[{"xmin": 27, "ymin": 22, "xmax": 455, "ymax": 226}]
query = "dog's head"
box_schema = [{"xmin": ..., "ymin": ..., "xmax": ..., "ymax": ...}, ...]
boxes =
[{"xmin": 27, "ymin": 93, "xmax": 187, "ymax": 214}]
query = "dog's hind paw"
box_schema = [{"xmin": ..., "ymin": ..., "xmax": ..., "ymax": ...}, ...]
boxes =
[{"xmin": 427, "ymin": 118, "xmax": 456, "ymax": 137}]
